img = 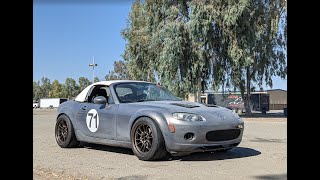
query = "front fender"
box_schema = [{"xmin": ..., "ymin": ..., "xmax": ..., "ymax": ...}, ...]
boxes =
[{"xmin": 128, "ymin": 109, "xmax": 171, "ymax": 144}]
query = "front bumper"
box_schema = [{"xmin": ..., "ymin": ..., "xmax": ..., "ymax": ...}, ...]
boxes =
[{"xmin": 163, "ymin": 123, "xmax": 244, "ymax": 155}]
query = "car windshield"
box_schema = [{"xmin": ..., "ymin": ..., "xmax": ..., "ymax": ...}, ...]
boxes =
[{"xmin": 114, "ymin": 82, "xmax": 181, "ymax": 103}]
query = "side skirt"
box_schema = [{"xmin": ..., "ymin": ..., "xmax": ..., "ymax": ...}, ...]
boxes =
[{"xmin": 75, "ymin": 130, "xmax": 132, "ymax": 149}]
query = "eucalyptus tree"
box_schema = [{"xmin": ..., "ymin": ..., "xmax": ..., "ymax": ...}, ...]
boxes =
[
  {"xmin": 215, "ymin": 0, "xmax": 287, "ymax": 114},
  {"xmin": 122, "ymin": 1, "xmax": 155, "ymax": 82},
  {"xmin": 122, "ymin": 0, "xmax": 287, "ymax": 109},
  {"xmin": 105, "ymin": 60, "xmax": 131, "ymax": 80}
]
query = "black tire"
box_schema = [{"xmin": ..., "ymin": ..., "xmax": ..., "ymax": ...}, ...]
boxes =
[
  {"xmin": 131, "ymin": 117, "xmax": 167, "ymax": 161},
  {"xmin": 55, "ymin": 114, "xmax": 79, "ymax": 148}
]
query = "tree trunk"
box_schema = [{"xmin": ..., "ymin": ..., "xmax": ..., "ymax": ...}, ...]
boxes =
[
  {"xmin": 245, "ymin": 67, "xmax": 252, "ymax": 115},
  {"xmin": 239, "ymin": 79, "xmax": 245, "ymax": 113},
  {"xmin": 147, "ymin": 70, "xmax": 150, "ymax": 82},
  {"xmin": 196, "ymin": 78, "xmax": 202, "ymax": 103},
  {"xmin": 193, "ymin": 92, "xmax": 197, "ymax": 102}
]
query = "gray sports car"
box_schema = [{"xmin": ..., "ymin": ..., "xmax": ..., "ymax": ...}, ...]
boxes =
[{"xmin": 55, "ymin": 80, "xmax": 244, "ymax": 160}]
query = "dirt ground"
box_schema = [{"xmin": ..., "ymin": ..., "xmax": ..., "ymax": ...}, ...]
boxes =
[{"xmin": 33, "ymin": 109, "xmax": 287, "ymax": 180}]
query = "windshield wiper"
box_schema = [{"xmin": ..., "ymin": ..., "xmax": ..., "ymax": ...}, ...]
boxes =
[
  {"xmin": 136, "ymin": 99, "xmax": 146, "ymax": 102},
  {"xmin": 158, "ymin": 99, "xmax": 182, "ymax": 101},
  {"xmin": 121, "ymin": 100, "xmax": 136, "ymax": 103},
  {"xmin": 136, "ymin": 99, "xmax": 157, "ymax": 102}
]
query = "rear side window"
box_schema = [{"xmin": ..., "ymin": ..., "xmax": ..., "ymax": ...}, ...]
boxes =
[{"xmin": 86, "ymin": 85, "xmax": 114, "ymax": 104}]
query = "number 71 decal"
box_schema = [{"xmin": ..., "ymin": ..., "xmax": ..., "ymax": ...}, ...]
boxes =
[{"xmin": 86, "ymin": 109, "xmax": 99, "ymax": 132}]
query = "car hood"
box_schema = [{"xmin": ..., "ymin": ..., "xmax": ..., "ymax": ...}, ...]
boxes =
[
  {"xmin": 132, "ymin": 100, "xmax": 223, "ymax": 111},
  {"xmin": 130, "ymin": 101, "xmax": 241, "ymax": 125}
]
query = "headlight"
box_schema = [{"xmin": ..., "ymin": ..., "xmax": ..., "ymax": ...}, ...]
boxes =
[{"xmin": 172, "ymin": 113, "xmax": 206, "ymax": 122}]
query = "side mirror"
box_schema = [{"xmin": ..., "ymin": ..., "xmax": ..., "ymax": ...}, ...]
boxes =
[{"xmin": 93, "ymin": 96, "xmax": 107, "ymax": 104}]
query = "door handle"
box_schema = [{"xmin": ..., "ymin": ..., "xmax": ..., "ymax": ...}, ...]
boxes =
[{"xmin": 81, "ymin": 106, "xmax": 87, "ymax": 110}]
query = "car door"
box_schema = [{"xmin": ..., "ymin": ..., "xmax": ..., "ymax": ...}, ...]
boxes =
[{"xmin": 76, "ymin": 86, "xmax": 118, "ymax": 140}]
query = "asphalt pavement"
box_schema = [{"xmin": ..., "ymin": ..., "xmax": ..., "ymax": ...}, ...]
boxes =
[{"xmin": 33, "ymin": 109, "xmax": 287, "ymax": 180}]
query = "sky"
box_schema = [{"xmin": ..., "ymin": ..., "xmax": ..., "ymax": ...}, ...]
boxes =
[
  {"xmin": 33, "ymin": 1, "xmax": 133, "ymax": 84},
  {"xmin": 33, "ymin": 0, "xmax": 287, "ymax": 90}
]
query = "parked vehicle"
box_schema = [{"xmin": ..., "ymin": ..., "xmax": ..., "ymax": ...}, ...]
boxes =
[
  {"xmin": 207, "ymin": 93, "xmax": 269, "ymax": 113},
  {"xmin": 33, "ymin": 101, "xmax": 39, "ymax": 108}
]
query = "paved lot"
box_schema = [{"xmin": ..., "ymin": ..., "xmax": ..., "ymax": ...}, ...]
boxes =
[{"xmin": 33, "ymin": 109, "xmax": 287, "ymax": 180}]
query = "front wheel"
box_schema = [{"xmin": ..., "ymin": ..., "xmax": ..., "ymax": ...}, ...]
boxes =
[{"xmin": 131, "ymin": 117, "xmax": 167, "ymax": 161}]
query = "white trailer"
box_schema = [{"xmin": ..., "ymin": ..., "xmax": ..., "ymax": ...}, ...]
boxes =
[{"xmin": 39, "ymin": 98, "xmax": 68, "ymax": 108}]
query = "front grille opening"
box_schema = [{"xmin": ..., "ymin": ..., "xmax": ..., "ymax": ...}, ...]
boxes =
[
  {"xmin": 184, "ymin": 132, "xmax": 195, "ymax": 140},
  {"xmin": 206, "ymin": 129, "xmax": 241, "ymax": 141},
  {"xmin": 199, "ymin": 143, "xmax": 240, "ymax": 150}
]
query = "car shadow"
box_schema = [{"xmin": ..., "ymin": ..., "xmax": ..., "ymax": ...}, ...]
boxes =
[
  {"xmin": 254, "ymin": 173, "xmax": 287, "ymax": 180},
  {"xmin": 170, "ymin": 147, "xmax": 261, "ymax": 161},
  {"xmin": 80, "ymin": 143, "xmax": 260, "ymax": 161},
  {"xmin": 80, "ymin": 143, "xmax": 134, "ymax": 155}
]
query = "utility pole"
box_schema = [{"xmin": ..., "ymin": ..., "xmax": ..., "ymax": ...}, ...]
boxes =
[{"xmin": 89, "ymin": 56, "xmax": 98, "ymax": 83}]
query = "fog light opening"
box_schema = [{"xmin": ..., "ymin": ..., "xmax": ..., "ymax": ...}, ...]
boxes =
[
  {"xmin": 237, "ymin": 124, "xmax": 243, "ymax": 129},
  {"xmin": 184, "ymin": 132, "xmax": 195, "ymax": 140}
]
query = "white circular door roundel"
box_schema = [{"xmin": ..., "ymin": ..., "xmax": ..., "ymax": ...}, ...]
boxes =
[{"xmin": 86, "ymin": 109, "xmax": 99, "ymax": 132}]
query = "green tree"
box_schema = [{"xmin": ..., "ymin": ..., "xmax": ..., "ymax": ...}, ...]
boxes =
[
  {"xmin": 33, "ymin": 81, "xmax": 41, "ymax": 100},
  {"xmin": 122, "ymin": 0, "xmax": 195, "ymax": 98},
  {"xmin": 49, "ymin": 80, "xmax": 64, "ymax": 98},
  {"xmin": 122, "ymin": 0, "xmax": 158, "ymax": 82},
  {"xmin": 40, "ymin": 77, "xmax": 51, "ymax": 98},
  {"xmin": 105, "ymin": 60, "xmax": 131, "ymax": 80},
  {"xmin": 217, "ymin": 0, "xmax": 287, "ymax": 115},
  {"xmin": 94, "ymin": 77, "xmax": 100, "ymax": 83},
  {"xmin": 63, "ymin": 78, "xmax": 79, "ymax": 99},
  {"xmin": 122, "ymin": 0, "xmax": 287, "ymax": 111},
  {"xmin": 78, "ymin": 77, "xmax": 91, "ymax": 91}
]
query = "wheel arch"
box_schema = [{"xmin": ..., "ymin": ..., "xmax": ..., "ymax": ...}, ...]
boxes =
[
  {"xmin": 129, "ymin": 110, "xmax": 170, "ymax": 145},
  {"xmin": 57, "ymin": 113, "xmax": 71, "ymax": 121},
  {"xmin": 56, "ymin": 113, "xmax": 78, "ymax": 129}
]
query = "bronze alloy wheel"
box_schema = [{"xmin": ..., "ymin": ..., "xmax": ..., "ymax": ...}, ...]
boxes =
[
  {"xmin": 130, "ymin": 117, "xmax": 168, "ymax": 161},
  {"xmin": 56, "ymin": 119, "xmax": 68, "ymax": 144},
  {"xmin": 134, "ymin": 123, "xmax": 153, "ymax": 153}
]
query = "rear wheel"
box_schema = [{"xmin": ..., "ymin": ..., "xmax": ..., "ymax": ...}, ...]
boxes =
[
  {"xmin": 131, "ymin": 117, "xmax": 167, "ymax": 161},
  {"xmin": 55, "ymin": 115, "xmax": 79, "ymax": 148}
]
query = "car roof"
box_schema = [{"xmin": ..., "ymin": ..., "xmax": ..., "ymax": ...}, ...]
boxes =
[
  {"xmin": 74, "ymin": 80, "xmax": 151, "ymax": 102},
  {"xmin": 92, "ymin": 80, "xmax": 148, "ymax": 86}
]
